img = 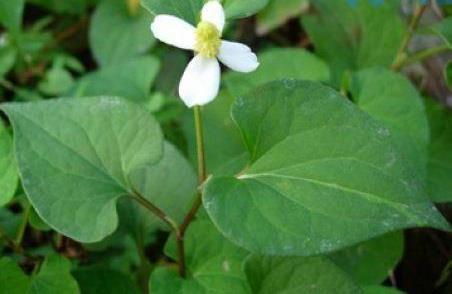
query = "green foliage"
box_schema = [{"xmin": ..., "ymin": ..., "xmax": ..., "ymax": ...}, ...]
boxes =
[
  {"xmin": 0, "ymin": 121, "xmax": 18, "ymax": 206},
  {"xmin": 1, "ymin": 97, "xmax": 163, "ymax": 242},
  {"xmin": 0, "ymin": 0, "xmax": 451, "ymax": 292},
  {"xmin": 244, "ymin": 255, "xmax": 362, "ymax": 293},
  {"xmin": 150, "ymin": 219, "xmax": 250, "ymax": 293},
  {"xmin": 425, "ymin": 99, "xmax": 452, "ymax": 202},
  {"xmin": 203, "ymin": 80, "xmax": 448, "ymax": 256},
  {"xmin": 301, "ymin": 0, "xmax": 404, "ymax": 84},
  {"xmin": 0, "ymin": 0, "xmax": 24, "ymax": 32},
  {"xmin": 0, "ymin": 255, "xmax": 80, "ymax": 294},
  {"xmin": 224, "ymin": 48, "xmax": 330, "ymax": 97},
  {"xmin": 90, "ymin": 0, "xmax": 155, "ymax": 67}
]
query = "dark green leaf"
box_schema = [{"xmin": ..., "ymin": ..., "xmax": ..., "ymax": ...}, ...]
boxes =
[{"xmin": 73, "ymin": 267, "xmax": 140, "ymax": 294}]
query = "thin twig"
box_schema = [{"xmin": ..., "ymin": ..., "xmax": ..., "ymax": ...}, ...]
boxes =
[
  {"xmin": 15, "ymin": 202, "xmax": 31, "ymax": 245},
  {"xmin": 392, "ymin": 1, "xmax": 429, "ymax": 70}
]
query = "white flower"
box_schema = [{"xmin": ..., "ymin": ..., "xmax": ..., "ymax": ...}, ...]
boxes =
[{"xmin": 150, "ymin": 0, "xmax": 259, "ymax": 107}]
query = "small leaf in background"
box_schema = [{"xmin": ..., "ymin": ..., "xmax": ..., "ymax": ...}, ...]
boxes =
[
  {"xmin": 301, "ymin": 0, "xmax": 404, "ymax": 85},
  {"xmin": 72, "ymin": 56, "xmax": 160, "ymax": 103},
  {"xmin": 0, "ymin": 0, "xmax": 25, "ymax": 33},
  {"xmin": 429, "ymin": 17, "xmax": 452, "ymax": 48},
  {"xmin": 28, "ymin": 206, "xmax": 51, "ymax": 231},
  {"xmin": 224, "ymin": 48, "xmax": 330, "ymax": 97},
  {"xmin": 73, "ymin": 267, "xmax": 140, "ymax": 294},
  {"xmin": 150, "ymin": 219, "xmax": 251, "ymax": 293},
  {"xmin": 203, "ymin": 80, "xmax": 449, "ymax": 256},
  {"xmin": 256, "ymin": 0, "xmax": 309, "ymax": 35},
  {"xmin": 329, "ymin": 232, "xmax": 404, "ymax": 285},
  {"xmin": 222, "ymin": 0, "xmax": 270, "ymax": 19},
  {"xmin": 425, "ymin": 99, "xmax": 452, "ymax": 202},
  {"xmin": 141, "ymin": 0, "xmax": 204, "ymax": 25},
  {"xmin": 28, "ymin": 0, "xmax": 91, "ymax": 15},
  {"xmin": 0, "ymin": 255, "xmax": 80, "ymax": 294},
  {"xmin": 0, "ymin": 121, "xmax": 18, "ymax": 207},
  {"xmin": 0, "ymin": 41, "xmax": 17, "ymax": 79},
  {"xmin": 1, "ymin": 97, "xmax": 163, "ymax": 242},
  {"xmin": 90, "ymin": 0, "xmax": 155, "ymax": 67},
  {"xmin": 29, "ymin": 255, "xmax": 80, "ymax": 294},
  {"xmin": 0, "ymin": 257, "xmax": 30, "ymax": 294},
  {"xmin": 0, "ymin": 208, "xmax": 21, "ymax": 238},
  {"xmin": 244, "ymin": 255, "xmax": 362, "ymax": 293}
]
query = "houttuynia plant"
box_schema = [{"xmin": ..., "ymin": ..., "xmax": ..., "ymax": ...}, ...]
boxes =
[{"xmin": 1, "ymin": 0, "xmax": 452, "ymax": 293}]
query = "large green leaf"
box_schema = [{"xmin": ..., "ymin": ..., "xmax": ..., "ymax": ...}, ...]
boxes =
[
  {"xmin": 1, "ymin": 97, "xmax": 163, "ymax": 242},
  {"xmin": 0, "ymin": 255, "xmax": 80, "ymax": 294},
  {"xmin": 73, "ymin": 267, "xmax": 140, "ymax": 294},
  {"xmin": 301, "ymin": 0, "xmax": 404, "ymax": 84},
  {"xmin": 90, "ymin": 0, "xmax": 155, "ymax": 67},
  {"xmin": 150, "ymin": 219, "xmax": 251, "ymax": 293},
  {"xmin": 329, "ymin": 232, "xmax": 404, "ymax": 285},
  {"xmin": 203, "ymin": 80, "xmax": 449, "ymax": 256},
  {"xmin": 71, "ymin": 57, "xmax": 160, "ymax": 103},
  {"xmin": 425, "ymin": 99, "xmax": 452, "ymax": 202},
  {"xmin": 141, "ymin": 0, "xmax": 268, "ymax": 24},
  {"xmin": 0, "ymin": 121, "xmax": 18, "ymax": 206},
  {"xmin": 0, "ymin": 0, "xmax": 24, "ymax": 32},
  {"xmin": 225, "ymin": 48, "xmax": 330, "ymax": 97},
  {"xmin": 244, "ymin": 255, "xmax": 362, "ymax": 293}
]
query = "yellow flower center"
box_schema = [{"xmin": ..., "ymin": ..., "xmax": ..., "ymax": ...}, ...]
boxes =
[{"xmin": 195, "ymin": 21, "xmax": 221, "ymax": 58}]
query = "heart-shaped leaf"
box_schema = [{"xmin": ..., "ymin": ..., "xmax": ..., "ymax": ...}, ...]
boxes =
[
  {"xmin": 2, "ymin": 97, "xmax": 163, "ymax": 242},
  {"xmin": 203, "ymin": 80, "xmax": 449, "ymax": 256}
]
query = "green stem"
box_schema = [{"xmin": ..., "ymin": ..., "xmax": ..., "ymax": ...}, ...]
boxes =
[
  {"xmin": 177, "ymin": 106, "xmax": 207, "ymax": 278},
  {"xmin": 131, "ymin": 190, "xmax": 179, "ymax": 233},
  {"xmin": 0, "ymin": 224, "xmax": 25, "ymax": 257},
  {"xmin": 392, "ymin": 1, "xmax": 429, "ymax": 70},
  {"xmin": 393, "ymin": 45, "xmax": 451, "ymax": 70},
  {"xmin": 16, "ymin": 202, "xmax": 31, "ymax": 245}
]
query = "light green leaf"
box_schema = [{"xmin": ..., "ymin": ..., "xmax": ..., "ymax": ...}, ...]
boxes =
[
  {"xmin": 0, "ymin": 257, "xmax": 30, "ymax": 294},
  {"xmin": 301, "ymin": 0, "xmax": 404, "ymax": 85},
  {"xmin": 329, "ymin": 232, "xmax": 404, "ymax": 285},
  {"xmin": 29, "ymin": 207, "xmax": 51, "ymax": 231},
  {"xmin": 141, "ymin": 0, "xmax": 203, "ymax": 25},
  {"xmin": 73, "ymin": 267, "xmax": 140, "ymax": 294},
  {"xmin": 203, "ymin": 80, "xmax": 449, "ymax": 256},
  {"xmin": 224, "ymin": 48, "xmax": 330, "ymax": 97},
  {"xmin": 222, "ymin": 0, "xmax": 269, "ymax": 19},
  {"xmin": 1, "ymin": 97, "xmax": 163, "ymax": 242},
  {"xmin": 0, "ymin": 255, "xmax": 80, "ymax": 294},
  {"xmin": 257, "ymin": 0, "xmax": 308, "ymax": 35},
  {"xmin": 0, "ymin": 45, "xmax": 17, "ymax": 78},
  {"xmin": 425, "ymin": 99, "xmax": 452, "ymax": 202},
  {"xmin": 90, "ymin": 0, "xmax": 155, "ymax": 67},
  {"xmin": 72, "ymin": 56, "xmax": 160, "ymax": 103},
  {"xmin": 0, "ymin": 0, "xmax": 24, "ymax": 32},
  {"xmin": 150, "ymin": 219, "xmax": 251, "ymax": 293},
  {"xmin": 244, "ymin": 255, "xmax": 362, "ymax": 294},
  {"xmin": 429, "ymin": 17, "xmax": 452, "ymax": 47},
  {"xmin": 0, "ymin": 121, "xmax": 18, "ymax": 207},
  {"xmin": 29, "ymin": 255, "xmax": 80, "ymax": 294}
]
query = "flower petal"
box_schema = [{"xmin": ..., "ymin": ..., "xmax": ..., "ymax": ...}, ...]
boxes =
[
  {"xmin": 218, "ymin": 41, "xmax": 259, "ymax": 73},
  {"xmin": 179, "ymin": 55, "xmax": 221, "ymax": 107},
  {"xmin": 150, "ymin": 15, "xmax": 196, "ymax": 50},
  {"xmin": 201, "ymin": 0, "xmax": 225, "ymax": 33}
]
